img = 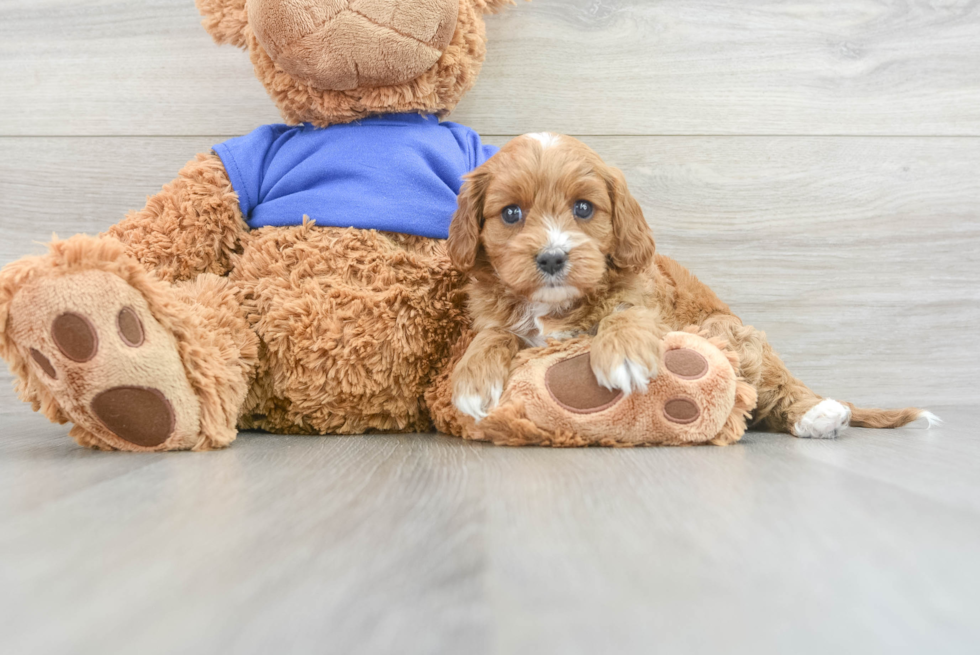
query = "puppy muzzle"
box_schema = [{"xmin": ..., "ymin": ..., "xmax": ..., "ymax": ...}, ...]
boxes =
[{"xmin": 536, "ymin": 250, "xmax": 568, "ymax": 277}]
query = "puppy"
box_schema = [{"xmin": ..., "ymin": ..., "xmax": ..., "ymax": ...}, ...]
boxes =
[{"xmin": 446, "ymin": 133, "xmax": 934, "ymax": 438}]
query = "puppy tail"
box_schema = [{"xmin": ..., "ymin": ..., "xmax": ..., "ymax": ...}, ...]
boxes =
[{"xmin": 844, "ymin": 403, "xmax": 942, "ymax": 429}]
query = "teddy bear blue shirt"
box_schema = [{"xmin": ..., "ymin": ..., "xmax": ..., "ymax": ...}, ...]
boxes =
[{"xmin": 213, "ymin": 113, "xmax": 498, "ymax": 239}]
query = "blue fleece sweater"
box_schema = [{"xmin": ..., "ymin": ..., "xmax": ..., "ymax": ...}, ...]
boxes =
[{"xmin": 213, "ymin": 113, "xmax": 498, "ymax": 239}]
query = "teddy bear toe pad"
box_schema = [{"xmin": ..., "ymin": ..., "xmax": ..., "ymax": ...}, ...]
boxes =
[
  {"xmin": 663, "ymin": 348, "xmax": 708, "ymax": 380},
  {"xmin": 661, "ymin": 348, "xmax": 707, "ymax": 423},
  {"xmin": 545, "ymin": 353, "xmax": 623, "ymax": 413},
  {"xmin": 9, "ymin": 270, "xmax": 200, "ymax": 450},
  {"xmin": 51, "ymin": 312, "xmax": 99, "ymax": 362},
  {"xmin": 663, "ymin": 397, "xmax": 701, "ymax": 424},
  {"xmin": 29, "ymin": 348, "xmax": 58, "ymax": 379},
  {"xmin": 91, "ymin": 387, "xmax": 176, "ymax": 448}
]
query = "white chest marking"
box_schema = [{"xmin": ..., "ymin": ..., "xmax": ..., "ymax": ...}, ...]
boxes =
[{"xmin": 510, "ymin": 302, "xmax": 553, "ymax": 347}]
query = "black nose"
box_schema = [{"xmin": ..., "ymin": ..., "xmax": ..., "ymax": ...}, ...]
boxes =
[{"xmin": 536, "ymin": 251, "xmax": 568, "ymax": 276}]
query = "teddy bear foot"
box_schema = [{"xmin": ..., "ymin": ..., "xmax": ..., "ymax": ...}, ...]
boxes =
[
  {"xmin": 469, "ymin": 331, "xmax": 757, "ymax": 447},
  {"xmin": 5, "ymin": 268, "xmax": 203, "ymax": 451}
]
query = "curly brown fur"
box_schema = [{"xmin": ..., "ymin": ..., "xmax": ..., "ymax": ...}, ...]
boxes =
[
  {"xmin": 196, "ymin": 0, "xmax": 249, "ymax": 48},
  {"xmin": 699, "ymin": 332, "xmax": 757, "ymax": 446},
  {"xmin": 106, "ymin": 152, "xmax": 248, "ymax": 284},
  {"xmin": 426, "ymin": 329, "xmax": 476, "ymax": 438},
  {"xmin": 475, "ymin": 0, "xmax": 517, "ymax": 14},
  {"xmin": 230, "ymin": 221, "xmax": 469, "ymax": 435}
]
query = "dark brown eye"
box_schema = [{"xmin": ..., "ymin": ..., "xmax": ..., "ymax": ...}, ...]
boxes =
[
  {"xmin": 573, "ymin": 200, "xmax": 594, "ymax": 220},
  {"xmin": 501, "ymin": 205, "xmax": 524, "ymax": 225}
]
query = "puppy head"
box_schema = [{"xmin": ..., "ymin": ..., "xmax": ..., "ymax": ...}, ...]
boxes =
[{"xmin": 448, "ymin": 133, "xmax": 656, "ymax": 304}]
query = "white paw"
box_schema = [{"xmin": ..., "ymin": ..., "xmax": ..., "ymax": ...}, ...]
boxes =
[
  {"xmin": 593, "ymin": 358, "xmax": 654, "ymax": 397},
  {"xmin": 453, "ymin": 381, "xmax": 503, "ymax": 423},
  {"xmin": 794, "ymin": 399, "xmax": 852, "ymax": 439}
]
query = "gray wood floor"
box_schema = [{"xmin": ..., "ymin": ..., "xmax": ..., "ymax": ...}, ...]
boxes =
[{"xmin": 1, "ymin": 404, "xmax": 978, "ymax": 655}]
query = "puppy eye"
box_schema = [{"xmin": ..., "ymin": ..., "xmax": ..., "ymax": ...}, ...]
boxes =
[
  {"xmin": 573, "ymin": 200, "xmax": 594, "ymax": 220},
  {"xmin": 501, "ymin": 205, "xmax": 524, "ymax": 225}
]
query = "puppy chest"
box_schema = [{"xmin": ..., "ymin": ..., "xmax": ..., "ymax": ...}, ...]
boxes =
[{"xmin": 518, "ymin": 313, "xmax": 593, "ymax": 346}]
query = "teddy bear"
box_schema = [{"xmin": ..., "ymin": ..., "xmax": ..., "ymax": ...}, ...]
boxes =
[{"xmin": 0, "ymin": 0, "xmax": 751, "ymax": 451}]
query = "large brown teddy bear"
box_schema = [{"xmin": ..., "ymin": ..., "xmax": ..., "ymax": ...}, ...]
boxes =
[{"xmin": 0, "ymin": 0, "xmax": 751, "ymax": 451}]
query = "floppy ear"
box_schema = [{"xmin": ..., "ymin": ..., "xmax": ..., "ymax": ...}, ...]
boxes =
[
  {"xmin": 606, "ymin": 166, "xmax": 656, "ymax": 272},
  {"xmin": 448, "ymin": 170, "xmax": 490, "ymax": 272},
  {"xmin": 476, "ymin": 0, "xmax": 520, "ymax": 15},
  {"xmin": 196, "ymin": 0, "xmax": 249, "ymax": 48}
]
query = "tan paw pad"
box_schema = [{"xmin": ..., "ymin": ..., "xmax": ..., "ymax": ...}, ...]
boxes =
[
  {"xmin": 663, "ymin": 397, "xmax": 701, "ymax": 424},
  {"xmin": 8, "ymin": 270, "xmax": 201, "ymax": 451},
  {"xmin": 91, "ymin": 386, "xmax": 175, "ymax": 448},
  {"xmin": 29, "ymin": 348, "xmax": 58, "ymax": 379},
  {"xmin": 116, "ymin": 307, "xmax": 145, "ymax": 347},
  {"xmin": 545, "ymin": 353, "xmax": 623, "ymax": 414},
  {"xmin": 663, "ymin": 348, "xmax": 708, "ymax": 380},
  {"xmin": 52, "ymin": 312, "xmax": 98, "ymax": 362}
]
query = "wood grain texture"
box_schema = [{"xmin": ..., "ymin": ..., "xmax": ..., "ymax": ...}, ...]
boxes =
[
  {"xmin": 1, "ymin": 0, "xmax": 979, "ymax": 136},
  {"xmin": 2, "ymin": 1, "xmax": 979, "ymax": 653},
  {"xmin": 1, "ymin": 135, "xmax": 976, "ymax": 407},
  {"xmin": 1, "ymin": 407, "xmax": 978, "ymax": 655}
]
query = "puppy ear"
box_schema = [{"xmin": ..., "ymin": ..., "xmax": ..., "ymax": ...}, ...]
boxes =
[
  {"xmin": 476, "ymin": 0, "xmax": 521, "ymax": 15},
  {"xmin": 448, "ymin": 170, "xmax": 490, "ymax": 272},
  {"xmin": 196, "ymin": 0, "xmax": 249, "ymax": 48},
  {"xmin": 606, "ymin": 166, "xmax": 656, "ymax": 272}
]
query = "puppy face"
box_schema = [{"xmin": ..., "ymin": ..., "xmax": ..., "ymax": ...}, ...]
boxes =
[{"xmin": 448, "ymin": 134, "xmax": 656, "ymax": 305}]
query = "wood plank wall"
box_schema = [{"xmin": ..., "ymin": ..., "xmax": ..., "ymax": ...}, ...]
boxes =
[{"xmin": 1, "ymin": 0, "xmax": 978, "ymax": 411}]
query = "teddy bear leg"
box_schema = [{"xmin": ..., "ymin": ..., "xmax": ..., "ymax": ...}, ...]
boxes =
[
  {"xmin": 0, "ymin": 235, "xmax": 258, "ymax": 451},
  {"xmin": 104, "ymin": 151, "xmax": 248, "ymax": 284}
]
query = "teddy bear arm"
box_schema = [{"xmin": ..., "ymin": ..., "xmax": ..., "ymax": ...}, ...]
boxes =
[{"xmin": 104, "ymin": 151, "xmax": 248, "ymax": 284}]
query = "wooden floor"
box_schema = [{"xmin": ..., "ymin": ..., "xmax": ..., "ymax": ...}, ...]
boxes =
[
  {"xmin": 2, "ymin": 0, "xmax": 980, "ymax": 652},
  {"xmin": 1, "ymin": 405, "xmax": 978, "ymax": 654}
]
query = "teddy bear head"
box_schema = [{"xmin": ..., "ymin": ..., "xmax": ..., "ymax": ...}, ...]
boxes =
[{"xmin": 195, "ymin": 0, "xmax": 518, "ymax": 126}]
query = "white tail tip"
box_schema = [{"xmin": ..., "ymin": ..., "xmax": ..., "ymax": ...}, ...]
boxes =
[{"xmin": 916, "ymin": 410, "xmax": 943, "ymax": 428}]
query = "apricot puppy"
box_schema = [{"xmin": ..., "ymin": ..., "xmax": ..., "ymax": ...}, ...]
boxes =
[{"xmin": 446, "ymin": 133, "xmax": 933, "ymax": 438}]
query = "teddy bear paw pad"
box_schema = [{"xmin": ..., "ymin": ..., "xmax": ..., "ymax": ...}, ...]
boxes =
[
  {"xmin": 91, "ymin": 387, "xmax": 176, "ymax": 448},
  {"xmin": 545, "ymin": 353, "xmax": 623, "ymax": 413},
  {"xmin": 8, "ymin": 269, "xmax": 200, "ymax": 450},
  {"xmin": 663, "ymin": 397, "xmax": 701, "ymax": 424},
  {"xmin": 51, "ymin": 312, "xmax": 99, "ymax": 362},
  {"xmin": 662, "ymin": 348, "xmax": 708, "ymax": 380}
]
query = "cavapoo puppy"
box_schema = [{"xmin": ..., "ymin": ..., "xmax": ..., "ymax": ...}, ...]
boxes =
[{"xmin": 446, "ymin": 133, "xmax": 934, "ymax": 439}]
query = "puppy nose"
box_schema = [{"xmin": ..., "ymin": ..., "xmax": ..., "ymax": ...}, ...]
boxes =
[{"xmin": 536, "ymin": 252, "xmax": 568, "ymax": 276}]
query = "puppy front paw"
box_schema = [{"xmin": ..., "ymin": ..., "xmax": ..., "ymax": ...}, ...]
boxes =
[
  {"xmin": 591, "ymin": 334, "xmax": 660, "ymax": 396},
  {"xmin": 453, "ymin": 377, "xmax": 505, "ymax": 423},
  {"xmin": 593, "ymin": 358, "xmax": 655, "ymax": 396}
]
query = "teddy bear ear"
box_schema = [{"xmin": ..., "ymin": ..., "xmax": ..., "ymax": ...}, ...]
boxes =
[
  {"xmin": 195, "ymin": 0, "xmax": 249, "ymax": 48},
  {"xmin": 476, "ymin": 0, "xmax": 521, "ymax": 15}
]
